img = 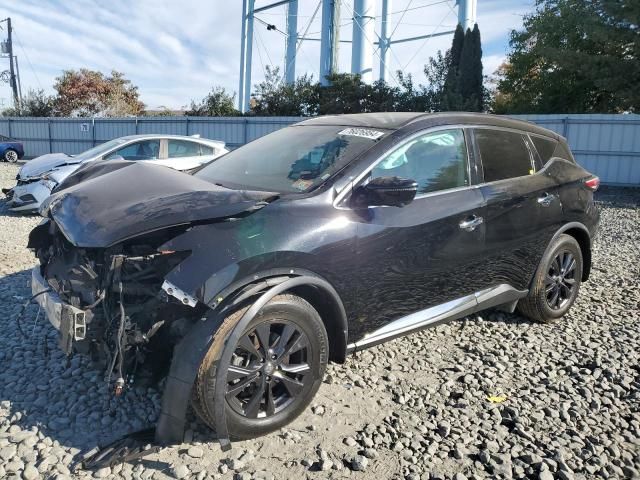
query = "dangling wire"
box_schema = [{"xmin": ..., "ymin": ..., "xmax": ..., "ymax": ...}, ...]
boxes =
[{"xmin": 14, "ymin": 289, "xmax": 51, "ymax": 339}]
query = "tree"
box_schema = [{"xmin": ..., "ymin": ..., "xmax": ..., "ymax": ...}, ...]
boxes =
[
  {"xmin": 1, "ymin": 89, "xmax": 54, "ymax": 117},
  {"xmin": 458, "ymin": 24, "xmax": 484, "ymax": 111},
  {"xmin": 318, "ymin": 73, "xmax": 372, "ymax": 114},
  {"xmin": 493, "ymin": 0, "xmax": 640, "ymax": 113},
  {"xmin": 251, "ymin": 67, "xmax": 319, "ymax": 116},
  {"xmin": 423, "ymin": 50, "xmax": 452, "ymax": 111},
  {"xmin": 440, "ymin": 24, "xmax": 485, "ymax": 111},
  {"xmin": 185, "ymin": 87, "xmax": 239, "ymax": 116},
  {"xmin": 53, "ymin": 69, "xmax": 144, "ymax": 117},
  {"xmin": 441, "ymin": 24, "xmax": 466, "ymax": 110}
]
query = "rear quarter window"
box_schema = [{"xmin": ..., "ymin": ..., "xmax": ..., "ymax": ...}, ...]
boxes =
[
  {"xmin": 474, "ymin": 129, "xmax": 534, "ymax": 182},
  {"xmin": 530, "ymin": 136, "xmax": 558, "ymax": 165},
  {"xmin": 552, "ymin": 142, "xmax": 576, "ymax": 163}
]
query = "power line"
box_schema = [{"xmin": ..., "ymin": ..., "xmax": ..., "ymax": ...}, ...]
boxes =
[
  {"xmin": 388, "ymin": 0, "xmax": 414, "ymax": 40},
  {"xmin": 386, "ymin": 0, "xmax": 451, "ymax": 16},
  {"xmin": 13, "ymin": 31, "xmax": 42, "ymax": 90},
  {"xmin": 402, "ymin": 1, "xmax": 454, "ymax": 71},
  {"xmin": 286, "ymin": 0, "xmax": 322, "ymax": 79},
  {"xmin": 253, "ymin": 27, "xmax": 270, "ymax": 79}
]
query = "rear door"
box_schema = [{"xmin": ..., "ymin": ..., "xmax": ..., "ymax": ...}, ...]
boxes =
[
  {"xmin": 105, "ymin": 139, "xmax": 161, "ymax": 162},
  {"xmin": 473, "ymin": 128, "xmax": 563, "ymax": 291},
  {"xmin": 350, "ymin": 128, "xmax": 489, "ymax": 336},
  {"xmin": 161, "ymin": 139, "xmax": 209, "ymax": 170}
]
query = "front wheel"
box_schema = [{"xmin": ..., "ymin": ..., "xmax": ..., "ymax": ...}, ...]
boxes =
[
  {"xmin": 193, "ymin": 294, "xmax": 328, "ymax": 439},
  {"xmin": 3, "ymin": 149, "xmax": 18, "ymax": 163},
  {"xmin": 518, "ymin": 234, "xmax": 583, "ymax": 323}
]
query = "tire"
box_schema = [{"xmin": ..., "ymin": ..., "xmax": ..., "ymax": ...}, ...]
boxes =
[
  {"xmin": 3, "ymin": 149, "xmax": 18, "ymax": 163},
  {"xmin": 193, "ymin": 294, "xmax": 328, "ymax": 440},
  {"xmin": 518, "ymin": 234, "xmax": 583, "ymax": 323}
]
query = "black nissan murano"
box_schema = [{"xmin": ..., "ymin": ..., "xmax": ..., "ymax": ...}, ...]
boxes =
[{"xmin": 28, "ymin": 113, "xmax": 600, "ymax": 451}]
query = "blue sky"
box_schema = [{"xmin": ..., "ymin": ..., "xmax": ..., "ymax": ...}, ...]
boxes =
[{"xmin": 0, "ymin": 0, "xmax": 535, "ymax": 110}]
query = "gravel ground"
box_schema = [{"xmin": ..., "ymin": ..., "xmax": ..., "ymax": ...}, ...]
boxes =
[{"xmin": 0, "ymin": 162, "xmax": 638, "ymax": 480}]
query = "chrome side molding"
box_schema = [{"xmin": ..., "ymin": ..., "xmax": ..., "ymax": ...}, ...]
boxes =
[{"xmin": 347, "ymin": 284, "xmax": 527, "ymax": 353}]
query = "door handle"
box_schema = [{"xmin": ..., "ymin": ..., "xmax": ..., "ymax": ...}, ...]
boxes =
[
  {"xmin": 459, "ymin": 215, "xmax": 484, "ymax": 232},
  {"xmin": 537, "ymin": 193, "xmax": 556, "ymax": 207}
]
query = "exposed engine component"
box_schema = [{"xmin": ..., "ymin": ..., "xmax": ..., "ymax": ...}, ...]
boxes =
[{"xmin": 31, "ymin": 220, "xmax": 200, "ymax": 392}]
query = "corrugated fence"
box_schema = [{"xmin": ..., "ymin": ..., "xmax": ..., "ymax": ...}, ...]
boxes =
[{"xmin": 0, "ymin": 114, "xmax": 638, "ymax": 186}]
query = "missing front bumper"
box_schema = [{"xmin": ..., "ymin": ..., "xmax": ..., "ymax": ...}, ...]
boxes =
[{"xmin": 31, "ymin": 267, "xmax": 89, "ymax": 353}]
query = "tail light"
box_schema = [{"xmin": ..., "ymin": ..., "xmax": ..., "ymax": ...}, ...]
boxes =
[{"xmin": 584, "ymin": 176, "xmax": 600, "ymax": 191}]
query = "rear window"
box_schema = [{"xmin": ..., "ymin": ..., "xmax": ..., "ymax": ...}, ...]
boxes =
[
  {"xmin": 474, "ymin": 129, "xmax": 534, "ymax": 182},
  {"xmin": 531, "ymin": 136, "xmax": 557, "ymax": 165}
]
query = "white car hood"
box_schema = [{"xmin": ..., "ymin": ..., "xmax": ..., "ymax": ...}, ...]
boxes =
[
  {"xmin": 19, "ymin": 153, "xmax": 81, "ymax": 179},
  {"xmin": 47, "ymin": 164, "xmax": 81, "ymax": 184}
]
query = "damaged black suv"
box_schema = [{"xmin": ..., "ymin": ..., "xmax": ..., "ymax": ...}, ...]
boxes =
[{"xmin": 28, "ymin": 113, "xmax": 599, "ymax": 450}]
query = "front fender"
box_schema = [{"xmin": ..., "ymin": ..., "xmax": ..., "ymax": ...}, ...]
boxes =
[{"xmin": 160, "ymin": 206, "xmax": 359, "ymax": 311}]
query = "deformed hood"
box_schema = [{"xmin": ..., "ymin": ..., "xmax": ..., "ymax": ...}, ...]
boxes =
[
  {"xmin": 19, "ymin": 153, "xmax": 78, "ymax": 179},
  {"xmin": 43, "ymin": 162, "xmax": 277, "ymax": 248}
]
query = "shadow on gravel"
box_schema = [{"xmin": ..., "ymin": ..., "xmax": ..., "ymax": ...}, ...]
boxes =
[
  {"xmin": 481, "ymin": 309, "xmax": 537, "ymax": 326},
  {"xmin": 0, "ymin": 268, "xmax": 163, "ymax": 458}
]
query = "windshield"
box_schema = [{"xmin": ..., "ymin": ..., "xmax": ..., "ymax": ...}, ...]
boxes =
[
  {"xmin": 74, "ymin": 137, "xmax": 129, "ymax": 160},
  {"xmin": 195, "ymin": 125, "xmax": 386, "ymax": 193}
]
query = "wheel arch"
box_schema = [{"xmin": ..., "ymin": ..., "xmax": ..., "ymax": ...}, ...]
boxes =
[
  {"xmin": 211, "ymin": 268, "xmax": 349, "ymax": 363},
  {"xmin": 551, "ymin": 222, "xmax": 592, "ymax": 281}
]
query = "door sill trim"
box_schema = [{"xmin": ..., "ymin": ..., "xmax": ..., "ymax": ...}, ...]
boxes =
[{"xmin": 346, "ymin": 284, "xmax": 527, "ymax": 353}]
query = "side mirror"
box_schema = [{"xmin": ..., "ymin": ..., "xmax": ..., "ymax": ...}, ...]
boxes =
[{"xmin": 353, "ymin": 176, "xmax": 418, "ymax": 208}]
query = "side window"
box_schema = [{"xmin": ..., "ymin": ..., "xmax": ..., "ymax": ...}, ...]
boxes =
[
  {"xmin": 200, "ymin": 144, "xmax": 214, "ymax": 156},
  {"xmin": 106, "ymin": 140, "xmax": 160, "ymax": 160},
  {"xmin": 371, "ymin": 129, "xmax": 469, "ymax": 195},
  {"xmin": 530, "ymin": 135, "xmax": 558, "ymax": 165},
  {"xmin": 168, "ymin": 140, "xmax": 201, "ymax": 158},
  {"xmin": 475, "ymin": 129, "xmax": 533, "ymax": 182}
]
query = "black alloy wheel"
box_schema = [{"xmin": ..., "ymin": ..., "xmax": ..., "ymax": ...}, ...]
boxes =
[
  {"xmin": 193, "ymin": 294, "xmax": 328, "ymax": 439},
  {"xmin": 545, "ymin": 250, "xmax": 578, "ymax": 310},
  {"xmin": 226, "ymin": 320, "xmax": 311, "ymax": 419},
  {"xmin": 518, "ymin": 233, "xmax": 583, "ymax": 323}
]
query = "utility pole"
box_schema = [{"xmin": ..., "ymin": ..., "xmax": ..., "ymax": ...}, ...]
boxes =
[
  {"xmin": 319, "ymin": 0, "xmax": 340, "ymax": 86},
  {"xmin": 14, "ymin": 55, "xmax": 22, "ymax": 105},
  {"xmin": 1, "ymin": 18, "xmax": 19, "ymax": 109}
]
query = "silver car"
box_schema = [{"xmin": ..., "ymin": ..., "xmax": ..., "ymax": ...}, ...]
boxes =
[{"xmin": 3, "ymin": 134, "xmax": 227, "ymax": 213}]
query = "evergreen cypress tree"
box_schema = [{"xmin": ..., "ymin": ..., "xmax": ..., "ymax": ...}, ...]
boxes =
[
  {"xmin": 470, "ymin": 24, "xmax": 484, "ymax": 111},
  {"xmin": 441, "ymin": 24, "xmax": 465, "ymax": 110},
  {"xmin": 457, "ymin": 25, "xmax": 484, "ymax": 111}
]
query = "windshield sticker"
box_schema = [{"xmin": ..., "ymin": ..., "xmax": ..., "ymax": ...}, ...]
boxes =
[
  {"xmin": 338, "ymin": 128, "xmax": 385, "ymax": 140},
  {"xmin": 291, "ymin": 179, "xmax": 314, "ymax": 191}
]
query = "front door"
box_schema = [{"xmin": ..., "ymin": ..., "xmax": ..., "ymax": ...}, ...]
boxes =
[
  {"xmin": 473, "ymin": 128, "xmax": 564, "ymax": 292},
  {"xmin": 349, "ymin": 128, "xmax": 489, "ymax": 340}
]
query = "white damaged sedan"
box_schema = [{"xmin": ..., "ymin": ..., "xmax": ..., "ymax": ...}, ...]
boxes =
[{"xmin": 2, "ymin": 134, "xmax": 227, "ymax": 213}]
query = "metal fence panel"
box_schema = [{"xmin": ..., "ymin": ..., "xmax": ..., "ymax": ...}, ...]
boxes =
[{"xmin": 1, "ymin": 114, "xmax": 638, "ymax": 186}]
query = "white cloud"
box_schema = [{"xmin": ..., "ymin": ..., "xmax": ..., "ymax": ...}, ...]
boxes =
[{"xmin": 0, "ymin": 0, "xmax": 534, "ymax": 109}]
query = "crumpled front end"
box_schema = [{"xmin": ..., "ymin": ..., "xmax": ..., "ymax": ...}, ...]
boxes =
[
  {"xmin": 5, "ymin": 179, "xmax": 55, "ymax": 213},
  {"xmin": 29, "ymin": 219, "xmax": 201, "ymax": 391}
]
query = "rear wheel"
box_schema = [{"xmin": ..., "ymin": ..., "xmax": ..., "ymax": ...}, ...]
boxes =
[
  {"xmin": 518, "ymin": 234, "xmax": 583, "ymax": 323},
  {"xmin": 193, "ymin": 294, "xmax": 328, "ymax": 439},
  {"xmin": 3, "ymin": 149, "xmax": 18, "ymax": 163}
]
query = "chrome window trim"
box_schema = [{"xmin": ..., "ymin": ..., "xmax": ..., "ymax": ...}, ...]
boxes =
[{"xmin": 333, "ymin": 124, "xmax": 475, "ymax": 209}]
